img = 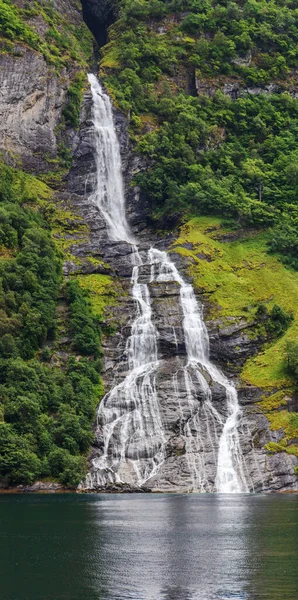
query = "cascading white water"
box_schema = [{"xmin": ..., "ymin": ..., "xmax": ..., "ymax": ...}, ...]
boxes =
[
  {"xmin": 149, "ymin": 249, "xmax": 248, "ymax": 492},
  {"xmin": 88, "ymin": 74, "xmax": 134, "ymax": 243},
  {"xmin": 85, "ymin": 75, "xmax": 249, "ymax": 493},
  {"xmin": 86, "ymin": 246, "xmax": 165, "ymax": 489}
]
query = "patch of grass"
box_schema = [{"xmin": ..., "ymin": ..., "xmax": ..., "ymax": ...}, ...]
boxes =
[
  {"xmin": 259, "ymin": 390, "xmax": 289, "ymax": 412},
  {"xmin": 76, "ymin": 274, "xmax": 123, "ymax": 319},
  {"xmin": 265, "ymin": 410, "xmax": 298, "ymax": 440},
  {"xmin": 173, "ymin": 216, "xmax": 298, "ymax": 389},
  {"xmin": 265, "ymin": 441, "xmax": 298, "ymax": 458},
  {"xmin": 0, "ymin": 246, "xmax": 13, "ymax": 260},
  {"xmin": 100, "ymin": 44, "xmax": 120, "ymax": 69}
]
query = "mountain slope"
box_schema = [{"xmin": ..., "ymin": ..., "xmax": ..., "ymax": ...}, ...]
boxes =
[{"xmin": 0, "ymin": 0, "xmax": 297, "ymax": 489}]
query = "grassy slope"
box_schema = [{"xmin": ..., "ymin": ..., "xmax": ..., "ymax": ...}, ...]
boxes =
[
  {"xmin": 76, "ymin": 274, "xmax": 125, "ymax": 327},
  {"xmin": 173, "ymin": 217, "xmax": 298, "ymax": 456}
]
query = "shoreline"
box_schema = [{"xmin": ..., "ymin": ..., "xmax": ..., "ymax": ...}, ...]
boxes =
[{"xmin": 1, "ymin": 484, "xmax": 297, "ymax": 495}]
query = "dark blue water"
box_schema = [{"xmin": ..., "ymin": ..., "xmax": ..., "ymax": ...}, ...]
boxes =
[{"xmin": 0, "ymin": 493, "xmax": 297, "ymax": 600}]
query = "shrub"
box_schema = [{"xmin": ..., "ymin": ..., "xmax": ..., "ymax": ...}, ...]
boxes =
[{"xmin": 62, "ymin": 73, "xmax": 86, "ymax": 128}]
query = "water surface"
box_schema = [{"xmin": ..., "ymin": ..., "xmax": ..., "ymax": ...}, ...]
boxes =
[{"xmin": 0, "ymin": 493, "xmax": 297, "ymax": 600}]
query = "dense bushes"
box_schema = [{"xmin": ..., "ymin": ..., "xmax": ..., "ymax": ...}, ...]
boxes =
[
  {"xmin": 100, "ymin": 0, "xmax": 298, "ymax": 265},
  {"xmin": 256, "ymin": 303, "xmax": 293, "ymax": 340},
  {"xmin": 132, "ymin": 92, "xmax": 298, "ymax": 231},
  {"xmin": 0, "ymin": 164, "xmax": 102, "ymax": 487},
  {"xmin": 0, "ymin": 0, "xmax": 93, "ymax": 68},
  {"xmin": 113, "ymin": 0, "xmax": 298, "ymax": 83},
  {"xmin": 0, "ymin": 165, "xmax": 61, "ymax": 359},
  {"xmin": 0, "ymin": 357, "xmax": 101, "ymax": 486},
  {"xmin": 67, "ymin": 280, "xmax": 102, "ymax": 357}
]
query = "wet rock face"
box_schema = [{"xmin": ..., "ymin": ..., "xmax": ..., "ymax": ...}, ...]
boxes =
[
  {"xmin": 0, "ymin": 49, "xmax": 69, "ymax": 171},
  {"xmin": 86, "ymin": 254, "xmax": 298, "ymax": 493},
  {"xmin": 0, "ymin": 0, "xmax": 83, "ymax": 172},
  {"xmin": 207, "ymin": 318, "xmax": 262, "ymax": 367}
]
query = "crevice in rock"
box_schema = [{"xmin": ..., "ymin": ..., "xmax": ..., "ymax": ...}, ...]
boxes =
[{"xmin": 81, "ymin": 0, "xmax": 117, "ymax": 48}]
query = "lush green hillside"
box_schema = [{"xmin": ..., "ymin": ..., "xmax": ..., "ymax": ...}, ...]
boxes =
[
  {"xmin": 0, "ymin": 164, "xmax": 104, "ymax": 487},
  {"xmin": 0, "ymin": 1, "xmax": 102, "ymax": 488},
  {"xmin": 101, "ymin": 0, "xmax": 298, "ymax": 268}
]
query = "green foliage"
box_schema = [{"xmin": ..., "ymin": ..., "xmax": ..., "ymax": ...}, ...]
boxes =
[
  {"xmin": 67, "ymin": 280, "xmax": 102, "ymax": 357},
  {"xmin": 0, "ymin": 0, "xmax": 93, "ymax": 68},
  {"xmin": 256, "ymin": 303, "xmax": 293, "ymax": 340},
  {"xmin": 62, "ymin": 73, "xmax": 86, "ymax": 128},
  {"xmin": 270, "ymin": 214, "xmax": 298, "ymax": 269},
  {"xmin": 0, "ymin": 164, "xmax": 61, "ymax": 359},
  {"xmin": 0, "ymin": 163, "xmax": 103, "ymax": 488},
  {"xmin": 100, "ymin": 0, "xmax": 298, "ymax": 266},
  {"xmin": 0, "ymin": 0, "xmax": 39, "ymax": 49},
  {"xmin": 265, "ymin": 440, "xmax": 298, "ymax": 458},
  {"xmin": 0, "ymin": 356, "xmax": 101, "ymax": 486}
]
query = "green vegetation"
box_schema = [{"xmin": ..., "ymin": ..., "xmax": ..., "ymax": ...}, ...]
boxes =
[
  {"xmin": 77, "ymin": 273, "xmax": 124, "ymax": 324},
  {"xmin": 100, "ymin": 0, "xmax": 298, "ymax": 266},
  {"xmin": 62, "ymin": 73, "xmax": 86, "ymax": 128},
  {"xmin": 0, "ymin": 164, "xmax": 61, "ymax": 360},
  {"xmin": 262, "ymin": 410, "xmax": 298, "ymax": 460},
  {"xmin": 256, "ymin": 303, "xmax": 293, "ymax": 340},
  {"xmin": 0, "ymin": 163, "xmax": 103, "ymax": 488},
  {"xmin": 0, "ymin": 0, "xmax": 93, "ymax": 68},
  {"xmin": 0, "ymin": 356, "xmax": 101, "ymax": 487},
  {"xmin": 173, "ymin": 216, "xmax": 298, "ymax": 389},
  {"xmin": 67, "ymin": 280, "xmax": 102, "ymax": 357}
]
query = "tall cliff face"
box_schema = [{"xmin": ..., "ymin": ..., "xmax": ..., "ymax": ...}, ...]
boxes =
[
  {"xmin": 0, "ymin": 0, "xmax": 297, "ymax": 491},
  {"xmin": 0, "ymin": 0, "xmax": 92, "ymax": 171},
  {"xmin": 1, "ymin": 47, "xmax": 67, "ymax": 171}
]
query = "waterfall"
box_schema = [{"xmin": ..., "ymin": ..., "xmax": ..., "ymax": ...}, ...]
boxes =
[
  {"xmin": 88, "ymin": 74, "xmax": 134, "ymax": 243},
  {"xmin": 86, "ymin": 246, "xmax": 165, "ymax": 488},
  {"xmin": 149, "ymin": 249, "xmax": 248, "ymax": 493},
  {"xmin": 85, "ymin": 74, "xmax": 249, "ymax": 493}
]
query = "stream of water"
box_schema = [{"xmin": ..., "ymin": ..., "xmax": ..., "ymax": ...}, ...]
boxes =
[{"xmin": 85, "ymin": 74, "xmax": 250, "ymax": 493}]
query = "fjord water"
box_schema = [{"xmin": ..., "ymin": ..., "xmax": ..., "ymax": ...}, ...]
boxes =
[
  {"xmin": 1, "ymin": 493, "xmax": 298, "ymax": 600},
  {"xmin": 85, "ymin": 74, "xmax": 251, "ymax": 492}
]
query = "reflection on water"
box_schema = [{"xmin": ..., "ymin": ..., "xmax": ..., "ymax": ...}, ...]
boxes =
[
  {"xmin": 0, "ymin": 493, "xmax": 297, "ymax": 600},
  {"xmin": 89, "ymin": 494, "xmax": 252, "ymax": 600}
]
